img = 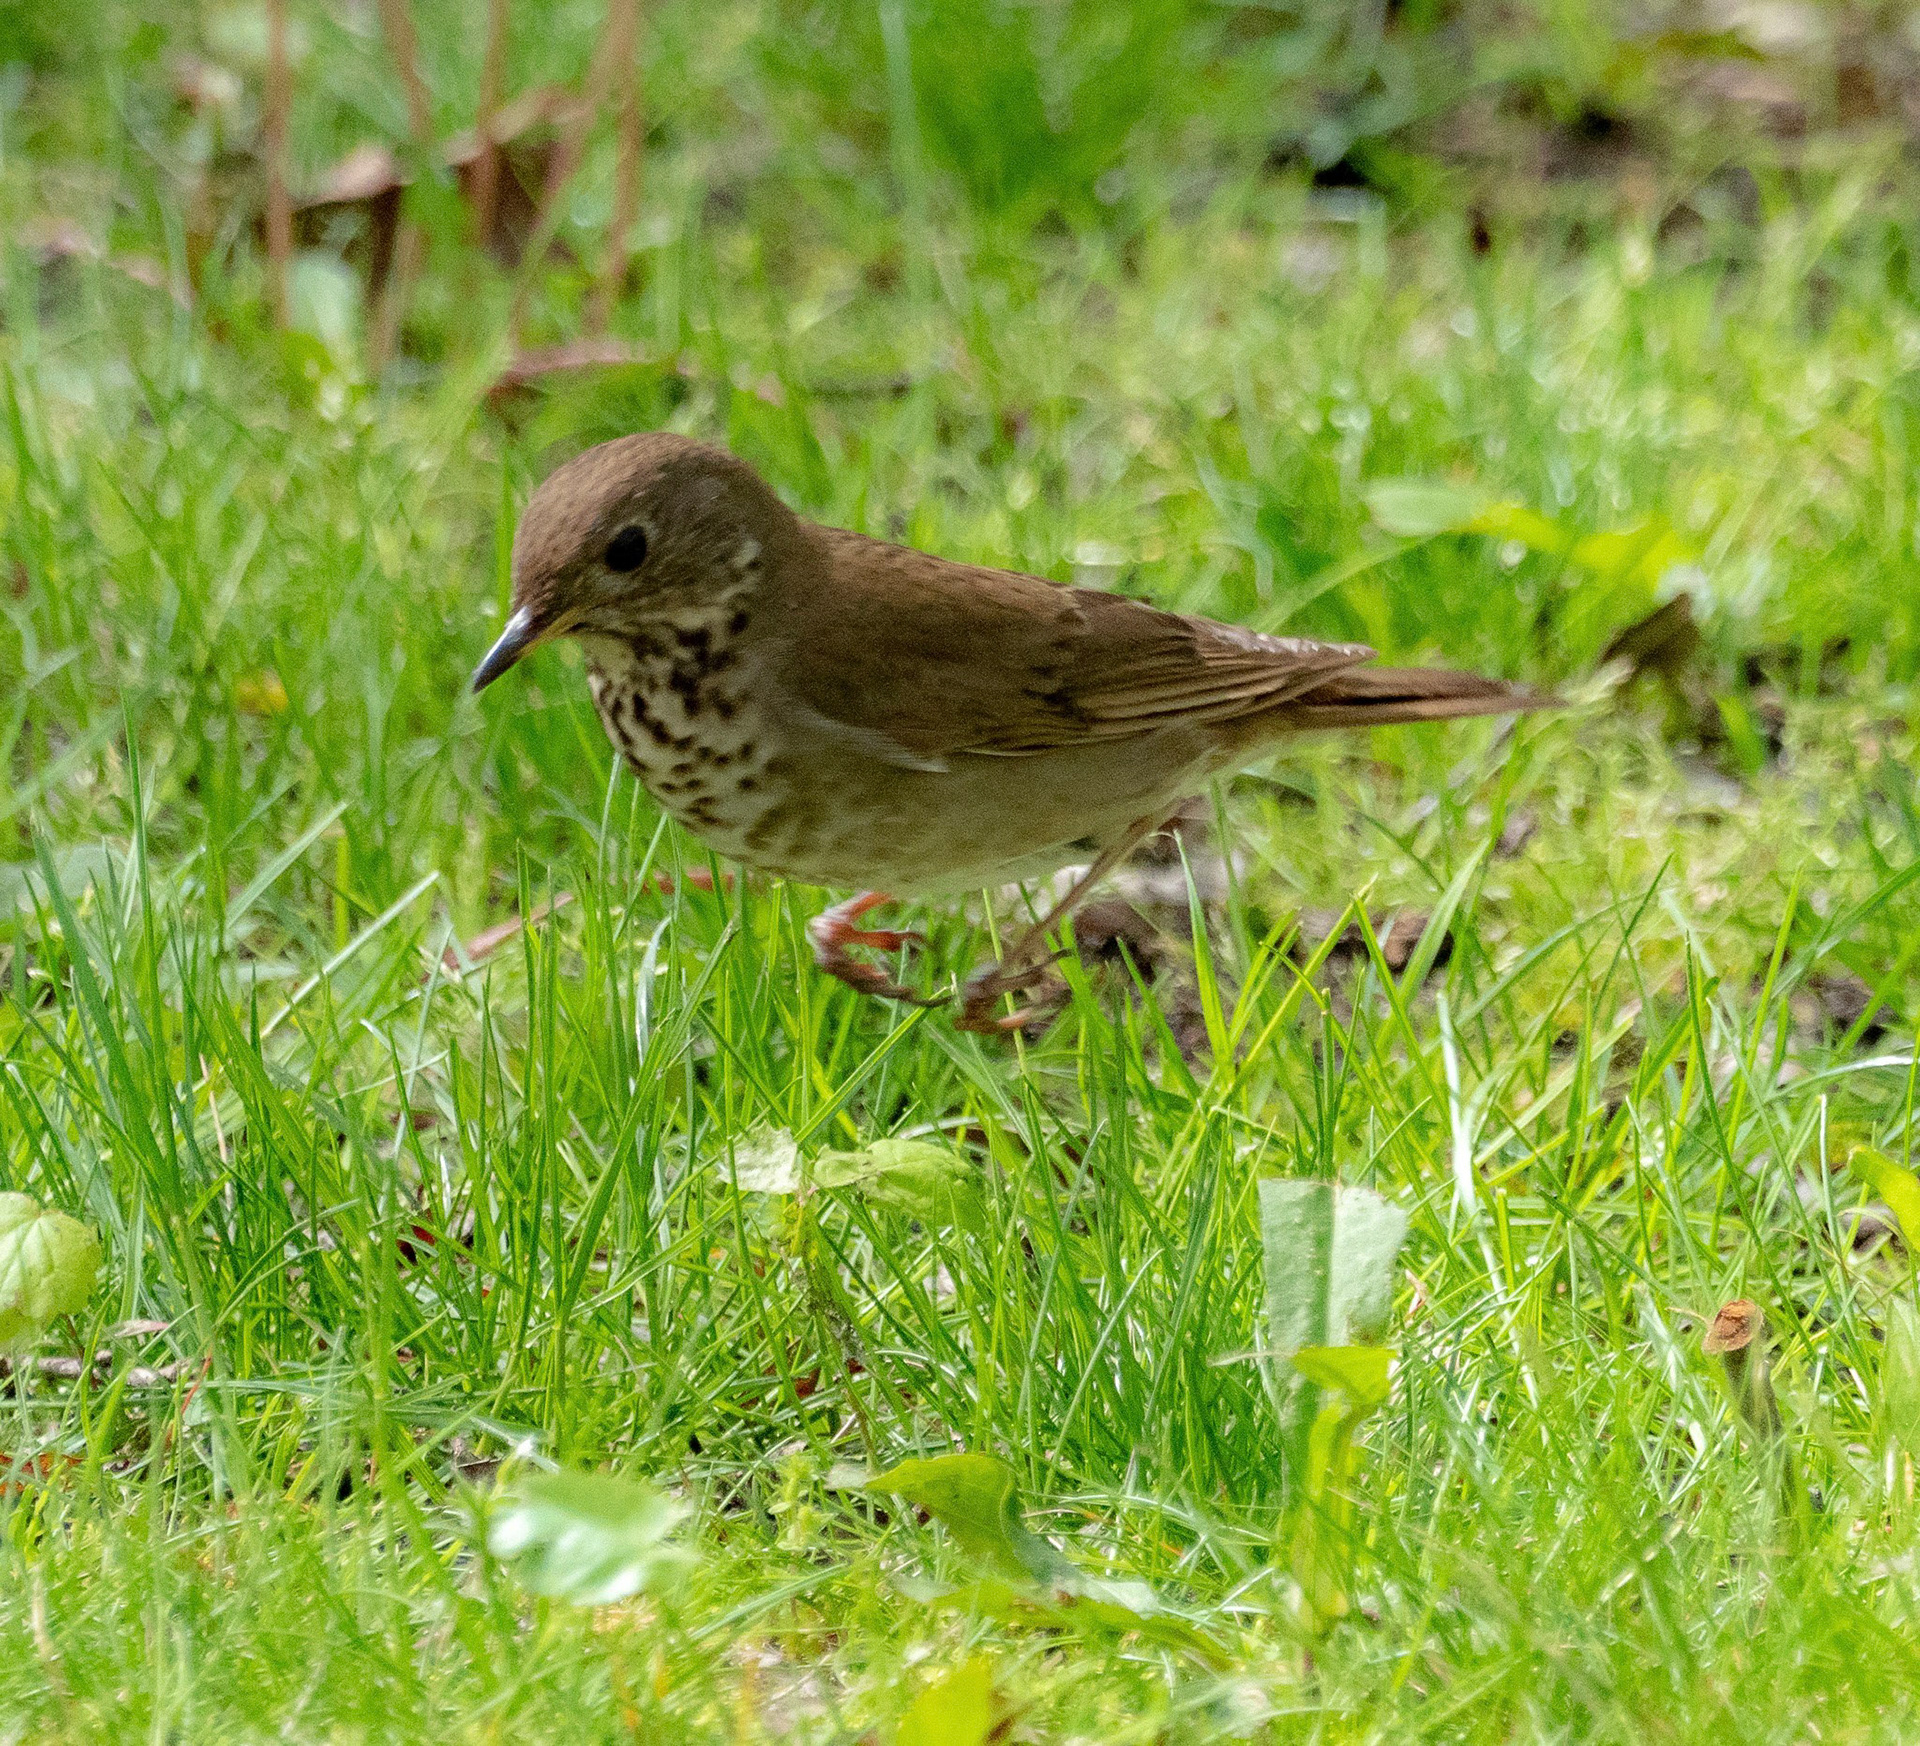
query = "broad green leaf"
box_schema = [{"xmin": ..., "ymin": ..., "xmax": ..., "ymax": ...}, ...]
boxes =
[
  {"xmin": 1569, "ymin": 520, "xmax": 1690, "ymax": 584},
  {"xmin": 0, "ymin": 845, "xmax": 120, "ymax": 918},
  {"xmin": 1361, "ymin": 479, "xmax": 1576, "ymax": 553},
  {"xmin": 1285, "ymin": 1347, "xmax": 1396, "ymax": 1630},
  {"xmin": 1848, "ymin": 1147, "xmax": 1920, "ymax": 1250},
  {"xmin": 726, "ymin": 1132, "xmax": 985, "ymax": 1231},
  {"xmin": 0, "ymin": 1195, "xmax": 102, "ymax": 1349},
  {"xmin": 864, "ymin": 1452, "xmax": 1068, "ymax": 1586},
  {"xmin": 726, "ymin": 1128, "xmax": 802, "ymax": 1194},
  {"xmin": 1468, "ymin": 501, "xmax": 1572, "ymax": 551},
  {"xmin": 287, "ymin": 251, "xmax": 363, "ymax": 373},
  {"xmin": 1258, "ymin": 1178, "xmax": 1407, "ymax": 1532},
  {"xmin": 1292, "ymin": 1345, "xmax": 1394, "ymax": 1411},
  {"xmin": 896, "ymin": 1656, "xmax": 997, "ymax": 1746},
  {"xmin": 813, "ymin": 1138, "xmax": 987, "ymax": 1232},
  {"xmin": 1881, "ymin": 1299, "xmax": 1920, "ymax": 1461},
  {"xmin": 924, "ymin": 1577, "xmax": 1221, "ymax": 1661},
  {"xmin": 857, "ymin": 1453, "xmax": 1180, "ymax": 1625},
  {"xmin": 1258, "ymin": 1179, "xmax": 1408, "ymax": 1369},
  {"xmin": 1361, "ymin": 478, "xmax": 1488, "ymax": 537},
  {"xmin": 486, "ymin": 1469, "xmax": 693, "ymax": 1606}
]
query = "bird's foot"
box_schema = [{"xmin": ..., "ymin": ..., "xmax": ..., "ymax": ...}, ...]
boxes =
[
  {"xmin": 808, "ymin": 893, "xmax": 940, "ymax": 1006},
  {"xmin": 954, "ymin": 950, "xmax": 1073, "ymax": 1034}
]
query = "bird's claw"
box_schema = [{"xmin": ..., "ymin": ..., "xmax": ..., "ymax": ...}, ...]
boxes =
[
  {"xmin": 809, "ymin": 895, "xmax": 939, "ymax": 1007},
  {"xmin": 811, "ymin": 895, "xmax": 1081, "ymax": 1032},
  {"xmin": 954, "ymin": 951, "xmax": 1071, "ymax": 1034}
]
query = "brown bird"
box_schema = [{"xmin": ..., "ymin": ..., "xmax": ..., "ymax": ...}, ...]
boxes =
[{"xmin": 473, "ymin": 433, "xmax": 1547, "ymax": 1030}]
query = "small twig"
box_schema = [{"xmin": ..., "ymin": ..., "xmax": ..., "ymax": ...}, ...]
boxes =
[
  {"xmin": 158, "ymin": 1357, "xmax": 216, "ymax": 1464},
  {"xmin": 263, "ymin": 0, "xmax": 293, "ymax": 325},
  {"xmin": 371, "ymin": 0, "xmax": 436, "ymax": 372},
  {"xmin": 485, "ymin": 336, "xmax": 649, "ymax": 405},
  {"xmin": 471, "ymin": 0, "xmax": 512, "ymax": 250},
  {"xmin": 587, "ymin": 0, "xmax": 644, "ymax": 333}
]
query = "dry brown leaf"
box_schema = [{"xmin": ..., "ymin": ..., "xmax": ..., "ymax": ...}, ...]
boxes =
[{"xmin": 486, "ymin": 338, "xmax": 652, "ymax": 407}]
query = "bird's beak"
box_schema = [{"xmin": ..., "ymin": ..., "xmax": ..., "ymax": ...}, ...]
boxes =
[{"xmin": 471, "ymin": 607, "xmax": 541, "ymax": 693}]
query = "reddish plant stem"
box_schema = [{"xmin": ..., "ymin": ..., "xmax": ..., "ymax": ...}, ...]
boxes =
[
  {"xmin": 471, "ymin": 0, "xmax": 512, "ymax": 250},
  {"xmin": 371, "ymin": 0, "xmax": 436, "ymax": 372}
]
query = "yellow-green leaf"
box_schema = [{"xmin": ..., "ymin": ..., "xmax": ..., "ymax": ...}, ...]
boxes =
[
  {"xmin": 1849, "ymin": 1147, "xmax": 1920, "ymax": 1249},
  {"xmin": 896, "ymin": 1656, "xmax": 997, "ymax": 1746},
  {"xmin": 0, "ymin": 1194, "xmax": 101, "ymax": 1350},
  {"xmin": 1292, "ymin": 1344, "xmax": 1394, "ymax": 1411}
]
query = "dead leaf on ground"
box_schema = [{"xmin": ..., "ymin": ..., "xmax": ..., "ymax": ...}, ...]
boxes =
[
  {"xmin": 1495, "ymin": 808, "xmax": 1538, "ymax": 858},
  {"xmin": 487, "ymin": 338, "xmax": 653, "ymax": 408},
  {"xmin": 1293, "ymin": 907, "xmax": 1449, "ymax": 975},
  {"xmin": 649, "ymin": 867, "xmax": 732, "ymax": 895},
  {"xmin": 287, "ymin": 87, "xmax": 578, "ymax": 306},
  {"xmin": 1703, "ymin": 1298, "xmax": 1762, "ymax": 1355},
  {"xmin": 1071, "ymin": 896, "xmax": 1172, "ymax": 978},
  {"xmin": 1797, "ymin": 967, "xmax": 1890, "ymax": 1044},
  {"xmin": 444, "ymin": 86, "xmax": 579, "ymax": 267},
  {"xmin": 1682, "ymin": 61, "xmax": 1809, "ymax": 139},
  {"xmin": 26, "ymin": 219, "xmax": 184, "ymax": 305}
]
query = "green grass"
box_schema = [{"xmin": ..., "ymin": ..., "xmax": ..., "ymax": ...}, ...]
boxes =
[{"xmin": 5, "ymin": 3, "xmax": 1920, "ymax": 1739}]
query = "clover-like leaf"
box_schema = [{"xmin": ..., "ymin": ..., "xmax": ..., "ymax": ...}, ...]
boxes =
[
  {"xmin": 486, "ymin": 1468, "xmax": 694, "ymax": 1606},
  {"xmin": 0, "ymin": 1194, "xmax": 102, "ymax": 1350}
]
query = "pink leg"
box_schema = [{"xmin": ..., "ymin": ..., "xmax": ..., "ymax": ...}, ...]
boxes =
[
  {"xmin": 808, "ymin": 893, "xmax": 939, "ymax": 1006},
  {"xmin": 956, "ymin": 813, "xmax": 1167, "ymax": 1033}
]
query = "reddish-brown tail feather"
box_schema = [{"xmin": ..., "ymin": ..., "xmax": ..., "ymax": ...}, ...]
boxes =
[{"xmin": 1249, "ymin": 666, "xmax": 1555, "ymax": 734}]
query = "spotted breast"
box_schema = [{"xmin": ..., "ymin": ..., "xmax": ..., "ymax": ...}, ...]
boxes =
[{"xmin": 579, "ymin": 604, "xmax": 775, "ymax": 861}]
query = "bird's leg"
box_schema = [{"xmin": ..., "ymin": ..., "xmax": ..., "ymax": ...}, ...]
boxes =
[
  {"xmin": 808, "ymin": 892, "xmax": 940, "ymax": 1006},
  {"xmin": 957, "ymin": 813, "xmax": 1168, "ymax": 1033}
]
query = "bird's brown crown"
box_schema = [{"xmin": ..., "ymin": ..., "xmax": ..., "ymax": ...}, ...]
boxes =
[{"xmin": 509, "ymin": 432, "xmax": 804, "ymax": 641}]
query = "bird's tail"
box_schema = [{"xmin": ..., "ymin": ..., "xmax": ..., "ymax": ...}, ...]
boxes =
[{"xmin": 1249, "ymin": 666, "xmax": 1556, "ymax": 733}]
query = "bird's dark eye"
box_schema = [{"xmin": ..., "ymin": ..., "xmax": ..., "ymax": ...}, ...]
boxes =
[{"xmin": 604, "ymin": 525, "xmax": 649, "ymax": 572}]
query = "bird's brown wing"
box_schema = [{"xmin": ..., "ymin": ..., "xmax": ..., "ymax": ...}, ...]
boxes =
[{"xmin": 772, "ymin": 527, "xmax": 1378, "ymax": 761}]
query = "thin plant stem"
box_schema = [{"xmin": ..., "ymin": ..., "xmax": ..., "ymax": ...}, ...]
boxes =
[
  {"xmin": 506, "ymin": 1, "xmax": 632, "ymax": 341},
  {"xmin": 471, "ymin": 0, "xmax": 511, "ymax": 251},
  {"xmin": 371, "ymin": 0, "xmax": 436, "ymax": 373},
  {"xmin": 263, "ymin": 0, "xmax": 292, "ymax": 325},
  {"xmin": 587, "ymin": 0, "xmax": 644, "ymax": 334}
]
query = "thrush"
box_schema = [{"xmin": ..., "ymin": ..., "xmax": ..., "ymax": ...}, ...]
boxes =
[{"xmin": 473, "ymin": 433, "xmax": 1549, "ymax": 1030}]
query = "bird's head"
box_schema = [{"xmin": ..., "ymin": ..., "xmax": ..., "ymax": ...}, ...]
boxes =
[{"xmin": 471, "ymin": 432, "xmax": 800, "ymax": 692}]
